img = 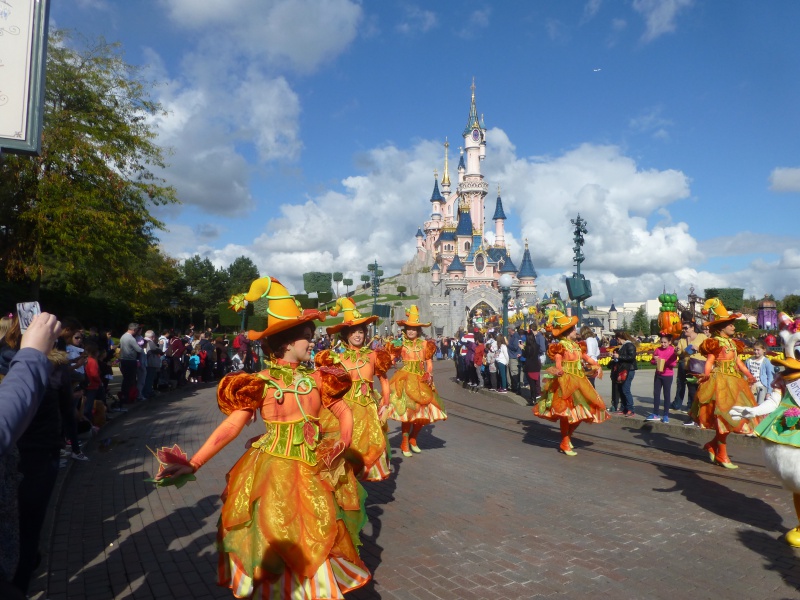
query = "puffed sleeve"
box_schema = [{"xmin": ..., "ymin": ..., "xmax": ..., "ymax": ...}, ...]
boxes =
[
  {"xmin": 314, "ymin": 349, "xmax": 335, "ymax": 368},
  {"xmin": 217, "ymin": 372, "xmax": 265, "ymax": 415},
  {"xmin": 547, "ymin": 342, "xmax": 565, "ymax": 360},
  {"xmin": 314, "ymin": 364, "xmax": 351, "ymax": 407},
  {"xmin": 373, "ymin": 348, "xmax": 393, "ymax": 378},
  {"xmin": 578, "ymin": 341, "xmax": 588, "ymax": 353},
  {"xmin": 699, "ymin": 338, "xmax": 720, "ymax": 357},
  {"xmin": 734, "ymin": 339, "xmax": 746, "ymax": 354},
  {"xmin": 423, "ymin": 339, "xmax": 437, "ymax": 361}
]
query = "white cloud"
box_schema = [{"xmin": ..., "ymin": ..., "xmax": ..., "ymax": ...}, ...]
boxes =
[
  {"xmin": 769, "ymin": 167, "xmax": 800, "ymax": 193},
  {"xmin": 397, "ymin": 6, "xmax": 438, "ymax": 34},
  {"xmin": 629, "ymin": 105, "xmax": 673, "ymax": 140},
  {"xmin": 582, "ymin": 0, "xmax": 602, "ymax": 22},
  {"xmin": 632, "ymin": 0, "xmax": 693, "ymax": 43},
  {"xmin": 161, "ymin": 0, "xmax": 362, "ymax": 73}
]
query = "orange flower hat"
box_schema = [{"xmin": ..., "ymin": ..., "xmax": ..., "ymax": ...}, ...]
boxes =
[
  {"xmin": 545, "ymin": 309, "xmax": 578, "ymax": 338},
  {"xmin": 229, "ymin": 276, "xmax": 326, "ymax": 341},
  {"xmin": 396, "ymin": 305, "xmax": 431, "ymax": 328},
  {"xmin": 326, "ymin": 297, "xmax": 378, "ymax": 335},
  {"xmin": 701, "ymin": 298, "xmax": 742, "ymax": 330}
]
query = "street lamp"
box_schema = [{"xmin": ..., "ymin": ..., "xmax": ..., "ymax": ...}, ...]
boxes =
[
  {"xmin": 240, "ymin": 300, "xmax": 249, "ymax": 333},
  {"xmin": 499, "ymin": 273, "xmax": 513, "ymax": 338}
]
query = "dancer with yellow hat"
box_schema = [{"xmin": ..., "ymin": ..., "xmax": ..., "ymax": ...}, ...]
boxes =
[
  {"xmin": 154, "ymin": 277, "xmax": 370, "ymax": 599},
  {"xmin": 533, "ymin": 309, "xmax": 609, "ymax": 456},
  {"xmin": 384, "ymin": 305, "xmax": 447, "ymax": 458},
  {"xmin": 692, "ymin": 298, "xmax": 759, "ymax": 469},
  {"xmin": 731, "ymin": 314, "xmax": 800, "ymax": 545},
  {"xmin": 316, "ymin": 297, "xmax": 393, "ymax": 482}
]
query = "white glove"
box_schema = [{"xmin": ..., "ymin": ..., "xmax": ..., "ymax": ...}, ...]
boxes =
[
  {"xmin": 729, "ymin": 406, "xmax": 753, "ymax": 421},
  {"xmin": 730, "ymin": 392, "xmax": 781, "ymax": 421}
]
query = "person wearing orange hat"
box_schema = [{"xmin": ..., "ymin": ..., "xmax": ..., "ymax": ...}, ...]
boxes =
[
  {"xmin": 533, "ymin": 309, "xmax": 609, "ymax": 456},
  {"xmin": 731, "ymin": 314, "xmax": 800, "ymax": 545},
  {"xmin": 384, "ymin": 305, "xmax": 447, "ymax": 458},
  {"xmin": 154, "ymin": 276, "xmax": 370, "ymax": 598},
  {"xmin": 315, "ymin": 297, "xmax": 393, "ymax": 482},
  {"xmin": 692, "ymin": 298, "xmax": 759, "ymax": 469}
]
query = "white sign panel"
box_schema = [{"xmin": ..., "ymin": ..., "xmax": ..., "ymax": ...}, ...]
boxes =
[{"xmin": 0, "ymin": 0, "xmax": 48, "ymax": 155}]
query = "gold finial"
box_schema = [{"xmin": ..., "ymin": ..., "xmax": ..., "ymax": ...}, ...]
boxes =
[
  {"xmin": 434, "ymin": 169, "xmax": 438, "ymax": 179},
  {"xmin": 471, "ymin": 77, "xmax": 475, "ymax": 97},
  {"xmin": 442, "ymin": 138, "xmax": 451, "ymax": 186},
  {"xmin": 525, "ymin": 238, "xmax": 529, "ymax": 249},
  {"xmin": 497, "ymin": 184, "xmax": 501, "ymax": 196}
]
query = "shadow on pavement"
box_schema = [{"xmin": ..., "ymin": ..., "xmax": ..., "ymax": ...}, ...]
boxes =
[
  {"xmin": 736, "ymin": 529, "xmax": 800, "ymax": 589},
  {"xmin": 653, "ymin": 466, "xmax": 785, "ymax": 532}
]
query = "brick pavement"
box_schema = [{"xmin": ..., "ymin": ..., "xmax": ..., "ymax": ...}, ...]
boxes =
[{"xmin": 30, "ymin": 363, "xmax": 800, "ymax": 599}]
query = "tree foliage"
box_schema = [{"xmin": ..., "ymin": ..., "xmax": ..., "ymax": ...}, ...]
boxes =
[
  {"xmin": 779, "ymin": 294, "xmax": 800, "ymax": 316},
  {"xmin": 226, "ymin": 256, "xmax": 260, "ymax": 296},
  {"xmin": 704, "ymin": 288, "xmax": 744, "ymax": 311},
  {"xmin": 0, "ymin": 31, "xmax": 177, "ymax": 299},
  {"xmin": 630, "ymin": 306, "xmax": 649, "ymax": 336},
  {"xmin": 303, "ymin": 272, "xmax": 332, "ymax": 295},
  {"xmin": 343, "ymin": 278, "xmax": 353, "ymax": 295},
  {"xmin": 397, "ymin": 285, "xmax": 407, "ymax": 297}
]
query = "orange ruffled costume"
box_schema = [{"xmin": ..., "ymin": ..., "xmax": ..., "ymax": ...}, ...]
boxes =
[
  {"xmin": 693, "ymin": 337, "xmax": 759, "ymax": 435},
  {"xmin": 214, "ymin": 367, "xmax": 370, "ymax": 599},
  {"xmin": 385, "ymin": 338, "xmax": 447, "ymax": 424},
  {"xmin": 534, "ymin": 340, "xmax": 609, "ymax": 425},
  {"xmin": 316, "ymin": 346, "xmax": 393, "ymax": 482}
]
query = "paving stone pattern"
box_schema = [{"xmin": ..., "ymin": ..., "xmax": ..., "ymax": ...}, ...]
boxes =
[{"xmin": 31, "ymin": 363, "xmax": 800, "ymax": 599}]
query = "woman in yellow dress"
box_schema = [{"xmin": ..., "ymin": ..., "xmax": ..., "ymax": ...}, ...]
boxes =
[
  {"xmin": 693, "ymin": 298, "xmax": 759, "ymax": 469},
  {"xmin": 316, "ymin": 297, "xmax": 393, "ymax": 481},
  {"xmin": 154, "ymin": 277, "xmax": 369, "ymax": 599},
  {"xmin": 384, "ymin": 305, "xmax": 447, "ymax": 457},
  {"xmin": 533, "ymin": 310, "xmax": 609, "ymax": 456}
]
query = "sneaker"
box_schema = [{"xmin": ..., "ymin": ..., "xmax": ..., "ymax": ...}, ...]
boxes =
[
  {"xmin": 661, "ymin": 415, "xmax": 670, "ymax": 424},
  {"xmin": 645, "ymin": 414, "xmax": 660, "ymax": 422},
  {"xmin": 71, "ymin": 452, "xmax": 90, "ymax": 461},
  {"xmin": 624, "ymin": 411, "xmax": 636, "ymax": 417},
  {"xmin": 683, "ymin": 421, "xmax": 697, "ymax": 427},
  {"xmin": 498, "ymin": 388, "xmax": 507, "ymax": 394}
]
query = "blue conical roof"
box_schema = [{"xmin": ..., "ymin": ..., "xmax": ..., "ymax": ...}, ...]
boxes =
[
  {"xmin": 499, "ymin": 256, "xmax": 517, "ymax": 274},
  {"xmin": 455, "ymin": 209, "xmax": 473, "ymax": 236},
  {"xmin": 415, "ymin": 228, "xmax": 424, "ymax": 238},
  {"xmin": 448, "ymin": 254, "xmax": 466, "ymax": 272},
  {"xmin": 458, "ymin": 153, "xmax": 465, "ymax": 170},
  {"xmin": 492, "ymin": 194, "xmax": 507, "ymax": 220},
  {"xmin": 517, "ymin": 245, "xmax": 537, "ymax": 279},
  {"xmin": 609, "ymin": 302, "xmax": 617, "ymax": 312},
  {"xmin": 431, "ymin": 261, "xmax": 440, "ymax": 271},
  {"xmin": 430, "ymin": 178, "xmax": 443, "ymax": 202}
]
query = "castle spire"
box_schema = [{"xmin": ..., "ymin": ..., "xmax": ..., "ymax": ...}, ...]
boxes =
[
  {"xmin": 463, "ymin": 78, "xmax": 481, "ymax": 136},
  {"xmin": 442, "ymin": 138, "xmax": 451, "ymax": 187}
]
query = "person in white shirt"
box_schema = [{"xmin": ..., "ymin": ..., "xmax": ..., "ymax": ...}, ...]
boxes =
[{"xmin": 580, "ymin": 327, "xmax": 600, "ymax": 388}]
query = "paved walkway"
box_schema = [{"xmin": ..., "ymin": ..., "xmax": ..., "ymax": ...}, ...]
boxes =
[{"xmin": 30, "ymin": 363, "xmax": 800, "ymax": 599}]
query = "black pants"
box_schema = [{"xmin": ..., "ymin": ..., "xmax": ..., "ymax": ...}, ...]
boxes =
[
  {"xmin": 13, "ymin": 450, "xmax": 59, "ymax": 594},
  {"xmin": 653, "ymin": 374, "xmax": 673, "ymax": 416},
  {"xmin": 119, "ymin": 359, "xmax": 138, "ymax": 402}
]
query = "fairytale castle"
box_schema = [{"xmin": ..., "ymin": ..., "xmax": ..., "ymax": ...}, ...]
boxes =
[{"xmin": 399, "ymin": 83, "xmax": 538, "ymax": 337}]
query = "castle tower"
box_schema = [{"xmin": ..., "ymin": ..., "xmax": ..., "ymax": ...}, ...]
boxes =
[
  {"xmin": 459, "ymin": 80, "xmax": 489, "ymax": 238},
  {"xmin": 441, "ymin": 138, "xmax": 451, "ymax": 195},
  {"xmin": 457, "ymin": 148, "xmax": 465, "ymax": 185},
  {"xmin": 445, "ymin": 254, "xmax": 467, "ymax": 333},
  {"xmin": 609, "ymin": 301, "xmax": 618, "ymax": 331},
  {"xmin": 516, "ymin": 239, "xmax": 538, "ymax": 303},
  {"xmin": 492, "ymin": 186, "xmax": 507, "ymax": 248},
  {"xmin": 430, "ymin": 172, "xmax": 443, "ymax": 221},
  {"xmin": 415, "ymin": 228, "xmax": 424, "ymax": 255},
  {"xmin": 455, "ymin": 203, "xmax": 474, "ymax": 257}
]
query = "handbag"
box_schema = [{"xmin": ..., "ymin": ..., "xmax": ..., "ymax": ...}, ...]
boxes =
[
  {"xmin": 687, "ymin": 357, "xmax": 705, "ymax": 375},
  {"xmin": 616, "ymin": 369, "xmax": 628, "ymax": 383}
]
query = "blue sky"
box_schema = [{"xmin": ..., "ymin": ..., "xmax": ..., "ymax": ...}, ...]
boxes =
[{"xmin": 52, "ymin": 0, "xmax": 800, "ymax": 304}]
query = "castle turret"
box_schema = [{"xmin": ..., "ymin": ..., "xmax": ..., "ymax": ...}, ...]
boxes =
[
  {"xmin": 492, "ymin": 186, "xmax": 507, "ymax": 248},
  {"xmin": 429, "ymin": 172, "xmax": 443, "ymax": 221},
  {"xmin": 431, "ymin": 261, "xmax": 440, "ymax": 285},
  {"xmin": 609, "ymin": 301, "xmax": 618, "ymax": 331},
  {"xmin": 441, "ymin": 138, "xmax": 451, "ymax": 195},
  {"xmin": 455, "ymin": 205, "xmax": 474, "ymax": 257},
  {"xmin": 516, "ymin": 239, "xmax": 538, "ymax": 302},
  {"xmin": 415, "ymin": 228, "xmax": 424, "ymax": 255},
  {"xmin": 457, "ymin": 148, "xmax": 465, "ymax": 184}
]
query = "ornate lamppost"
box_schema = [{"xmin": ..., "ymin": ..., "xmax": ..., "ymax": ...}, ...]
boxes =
[
  {"xmin": 565, "ymin": 214, "xmax": 592, "ymax": 326},
  {"xmin": 499, "ymin": 273, "xmax": 514, "ymax": 338}
]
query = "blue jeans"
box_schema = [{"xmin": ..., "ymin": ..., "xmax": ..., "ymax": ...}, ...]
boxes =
[
  {"xmin": 618, "ymin": 370, "xmax": 635, "ymax": 412},
  {"xmin": 497, "ymin": 363, "xmax": 508, "ymax": 389}
]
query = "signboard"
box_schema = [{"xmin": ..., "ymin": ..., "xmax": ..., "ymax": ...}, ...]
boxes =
[{"xmin": 0, "ymin": 0, "xmax": 50, "ymax": 155}]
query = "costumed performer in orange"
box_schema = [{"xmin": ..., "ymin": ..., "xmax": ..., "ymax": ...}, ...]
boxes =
[
  {"xmin": 533, "ymin": 309, "xmax": 609, "ymax": 456},
  {"xmin": 153, "ymin": 276, "xmax": 370, "ymax": 599},
  {"xmin": 316, "ymin": 297, "xmax": 393, "ymax": 482},
  {"xmin": 692, "ymin": 298, "xmax": 759, "ymax": 469},
  {"xmin": 384, "ymin": 305, "xmax": 447, "ymax": 458}
]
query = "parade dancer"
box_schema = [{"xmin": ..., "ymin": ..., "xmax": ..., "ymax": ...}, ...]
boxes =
[
  {"xmin": 693, "ymin": 298, "xmax": 759, "ymax": 469},
  {"xmin": 384, "ymin": 305, "xmax": 447, "ymax": 458},
  {"xmin": 154, "ymin": 277, "xmax": 369, "ymax": 599},
  {"xmin": 316, "ymin": 297, "xmax": 393, "ymax": 481},
  {"xmin": 533, "ymin": 310, "xmax": 608, "ymax": 456},
  {"xmin": 731, "ymin": 313, "xmax": 800, "ymax": 546}
]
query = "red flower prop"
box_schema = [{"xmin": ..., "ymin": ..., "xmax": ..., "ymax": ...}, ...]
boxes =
[{"xmin": 145, "ymin": 444, "xmax": 197, "ymax": 488}]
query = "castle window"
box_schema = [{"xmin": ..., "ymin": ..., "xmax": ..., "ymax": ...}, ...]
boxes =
[{"xmin": 465, "ymin": 242, "xmax": 471, "ymax": 251}]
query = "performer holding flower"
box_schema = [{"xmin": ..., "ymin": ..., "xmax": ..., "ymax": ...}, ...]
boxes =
[
  {"xmin": 316, "ymin": 297, "xmax": 393, "ymax": 482},
  {"xmin": 692, "ymin": 298, "xmax": 759, "ymax": 469},
  {"xmin": 153, "ymin": 277, "xmax": 369, "ymax": 599},
  {"xmin": 533, "ymin": 310, "xmax": 608, "ymax": 456},
  {"xmin": 384, "ymin": 305, "xmax": 447, "ymax": 458}
]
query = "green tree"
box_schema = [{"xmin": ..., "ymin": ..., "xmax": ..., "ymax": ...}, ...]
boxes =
[
  {"xmin": 182, "ymin": 256, "xmax": 227, "ymax": 328},
  {"xmin": 333, "ymin": 272, "xmax": 343, "ymax": 297},
  {"xmin": 226, "ymin": 256, "xmax": 260, "ymax": 296},
  {"xmin": 343, "ymin": 278, "xmax": 353, "ymax": 295},
  {"xmin": 396, "ymin": 285, "xmax": 407, "ymax": 297},
  {"xmin": 302, "ymin": 272, "xmax": 332, "ymax": 295},
  {"xmin": 704, "ymin": 288, "xmax": 744, "ymax": 311},
  {"xmin": 780, "ymin": 294, "xmax": 800, "ymax": 316},
  {"xmin": 360, "ymin": 274, "xmax": 370, "ymax": 288},
  {"xmin": 621, "ymin": 317, "xmax": 630, "ymax": 333},
  {"xmin": 0, "ymin": 31, "xmax": 177, "ymax": 299},
  {"xmin": 631, "ymin": 306, "xmax": 649, "ymax": 336}
]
